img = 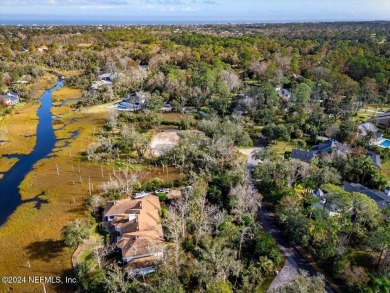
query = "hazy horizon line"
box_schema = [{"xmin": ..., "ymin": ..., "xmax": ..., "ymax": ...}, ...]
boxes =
[{"xmin": 1, "ymin": 18, "xmax": 389, "ymax": 26}]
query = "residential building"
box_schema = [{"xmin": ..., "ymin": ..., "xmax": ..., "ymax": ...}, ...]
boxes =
[
  {"xmin": 312, "ymin": 182, "xmax": 390, "ymax": 214},
  {"xmin": 342, "ymin": 182, "xmax": 390, "ymax": 210},
  {"xmin": 91, "ymin": 80, "xmax": 112, "ymax": 90},
  {"xmin": 371, "ymin": 111, "xmax": 390, "ymax": 130},
  {"xmin": 358, "ymin": 122, "xmax": 383, "ymax": 143},
  {"xmin": 311, "ymin": 139, "xmax": 351, "ymax": 157},
  {"xmin": 290, "ymin": 149, "xmax": 316, "ymax": 163},
  {"xmin": 291, "ymin": 139, "xmax": 350, "ymax": 162},
  {"xmin": 161, "ymin": 103, "xmax": 172, "ymax": 112},
  {"xmin": 98, "ymin": 72, "xmax": 116, "ymax": 82},
  {"xmin": 311, "ymin": 188, "xmax": 351, "ymax": 216},
  {"xmin": 276, "ymin": 87, "xmax": 292, "ymax": 101},
  {"xmin": 366, "ymin": 150, "xmax": 381, "ymax": 168},
  {"xmin": 102, "ymin": 196, "xmax": 164, "ymax": 275},
  {"xmin": 115, "ymin": 92, "xmax": 148, "ymax": 111},
  {"xmin": 291, "ymin": 139, "xmax": 381, "ymax": 168},
  {"xmin": 0, "ymin": 92, "xmax": 20, "ymax": 105}
]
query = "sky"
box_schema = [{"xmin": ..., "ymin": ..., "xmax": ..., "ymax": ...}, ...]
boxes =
[{"xmin": 0, "ymin": 0, "xmax": 389, "ymax": 25}]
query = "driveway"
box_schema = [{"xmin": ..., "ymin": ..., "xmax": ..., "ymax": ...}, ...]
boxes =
[
  {"xmin": 238, "ymin": 147, "xmax": 261, "ymax": 169},
  {"xmin": 240, "ymin": 147, "xmax": 335, "ymax": 292}
]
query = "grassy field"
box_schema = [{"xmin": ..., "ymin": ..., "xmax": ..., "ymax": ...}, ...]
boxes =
[
  {"xmin": 355, "ymin": 103, "xmax": 390, "ymax": 124},
  {"xmin": 270, "ymin": 139, "xmax": 311, "ymax": 156},
  {"xmin": 161, "ymin": 112, "xmax": 185, "ymax": 121},
  {"xmin": 382, "ymin": 160, "xmax": 390, "ymax": 181}
]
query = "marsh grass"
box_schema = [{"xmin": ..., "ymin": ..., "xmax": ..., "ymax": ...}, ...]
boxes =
[
  {"xmin": 0, "ymin": 109, "xmax": 109, "ymax": 291},
  {"xmin": 48, "ymin": 68, "xmax": 82, "ymax": 78},
  {"xmin": 0, "ymin": 74, "xmax": 57, "ymax": 156},
  {"xmin": 0, "ymin": 157, "xmax": 18, "ymax": 173},
  {"xmin": 0, "ymin": 96, "xmax": 181, "ymax": 292},
  {"xmin": 52, "ymin": 87, "xmax": 82, "ymax": 105}
]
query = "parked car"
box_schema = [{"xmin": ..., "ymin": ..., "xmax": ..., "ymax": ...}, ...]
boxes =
[
  {"xmin": 155, "ymin": 188, "xmax": 170, "ymax": 194},
  {"xmin": 133, "ymin": 191, "xmax": 149, "ymax": 199}
]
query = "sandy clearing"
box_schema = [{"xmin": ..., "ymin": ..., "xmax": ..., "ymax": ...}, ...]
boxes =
[{"xmin": 150, "ymin": 130, "xmax": 180, "ymax": 157}]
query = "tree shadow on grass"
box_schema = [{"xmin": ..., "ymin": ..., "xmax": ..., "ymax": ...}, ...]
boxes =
[{"xmin": 25, "ymin": 239, "xmax": 65, "ymax": 261}]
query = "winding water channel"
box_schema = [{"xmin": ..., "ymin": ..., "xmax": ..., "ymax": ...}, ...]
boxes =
[{"xmin": 0, "ymin": 79, "xmax": 64, "ymax": 225}]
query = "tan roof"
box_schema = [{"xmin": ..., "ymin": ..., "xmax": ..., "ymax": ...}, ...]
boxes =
[
  {"xmin": 103, "ymin": 196, "xmax": 160, "ymax": 217},
  {"xmin": 118, "ymin": 231, "xmax": 164, "ymax": 259},
  {"xmin": 107, "ymin": 210, "xmax": 161, "ymax": 236},
  {"xmin": 123, "ymin": 256, "xmax": 160, "ymax": 271},
  {"xmin": 103, "ymin": 195, "xmax": 164, "ymax": 270}
]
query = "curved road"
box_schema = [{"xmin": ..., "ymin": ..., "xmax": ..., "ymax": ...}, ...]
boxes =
[{"xmin": 239, "ymin": 148, "xmax": 335, "ymax": 292}]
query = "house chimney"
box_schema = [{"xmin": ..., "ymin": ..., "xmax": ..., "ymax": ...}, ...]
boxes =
[{"xmin": 384, "ymin": 187, "xmax": 390, "ymax": 196}]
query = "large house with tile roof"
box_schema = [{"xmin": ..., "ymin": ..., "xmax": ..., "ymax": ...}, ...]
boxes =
[{"xmin": 102, "ymin": 196, "xmax": 164, "ymax": 276}]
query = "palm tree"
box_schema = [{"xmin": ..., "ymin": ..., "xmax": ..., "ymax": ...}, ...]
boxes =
[{"xmin": 359, "ymin": 155, "xmax": 375, "ymax": 185}]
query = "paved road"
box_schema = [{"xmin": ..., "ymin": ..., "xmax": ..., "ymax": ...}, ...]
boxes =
[{"xmin": 240, "ymin": 148, "xmax": 335, "ymax": 292}]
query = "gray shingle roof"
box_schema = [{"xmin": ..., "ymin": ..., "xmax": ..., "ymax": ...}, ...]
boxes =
[
  {"xmin": 342, "ymin": 182, "xmax": 390, "ymax": 209},
  {"xmin": 290, "ymin": 149, "xmax": 316, "ymax": 163},
  {"xmin": 366, "ymin": 151, "xmax": 381, "ymax": 168}
]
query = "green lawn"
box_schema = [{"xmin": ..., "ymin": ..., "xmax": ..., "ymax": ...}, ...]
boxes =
[
  {"xmin": 381, "ymin": 160, "xmax": 390, "ymax": 181},
  {"xmin": 271, "ymin": 139, "xmax": 311, "ymax": 156},
  {"xmin": 355, "ymin": 104, "xmax": 390, "ymax": 124},
  {"xmin": 78, "ymin": 247, "xmax": 93, "ymax": 264}
]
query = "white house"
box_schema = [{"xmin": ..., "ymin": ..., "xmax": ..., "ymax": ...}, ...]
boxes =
[
  {"xmin": 91, "ymin": 80, "xmax": 112, "ymax": 90},
  {"xmin": 98, "ymin": 72, "xmax": 116, "ymax": 82},
  {"xmin": 0, "ymin": 93, "xmax": 20, "ymax": 105},
  {"xmin": 358, "ymin": 122, "xmax": 383, "ymax": 144},
  {"xmin": 276, "ymin": 87, "xmax": 293, "ymax": 101}
]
